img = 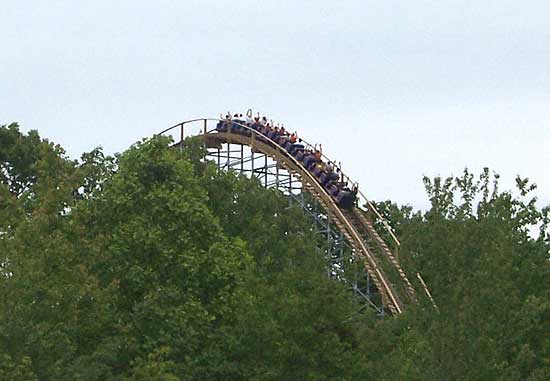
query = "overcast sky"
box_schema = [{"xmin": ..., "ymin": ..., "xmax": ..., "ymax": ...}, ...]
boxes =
[{"xmin": 1, "ymin": 1, "xmax": 549, "ymax": 210}]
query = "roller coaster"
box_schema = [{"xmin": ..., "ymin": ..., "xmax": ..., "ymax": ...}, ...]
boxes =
[{"xmin": 159, "ymin": 117, "xmax": 435, "ymax": 316}]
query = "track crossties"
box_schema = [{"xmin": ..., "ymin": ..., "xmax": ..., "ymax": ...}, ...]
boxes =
[{"xmin": 160, "ymin": 118, "xmax": 421, "ymax": 315}]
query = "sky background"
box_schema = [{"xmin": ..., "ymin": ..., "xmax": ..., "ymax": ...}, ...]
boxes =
[{"xmin": 1, "ymin": 0, "xmax": 549, "ymax": 210}]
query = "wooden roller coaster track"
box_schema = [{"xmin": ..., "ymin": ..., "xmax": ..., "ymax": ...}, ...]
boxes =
[{"xmin": 159, "ymin": 118, "xmax": 431, "ymax": 315}]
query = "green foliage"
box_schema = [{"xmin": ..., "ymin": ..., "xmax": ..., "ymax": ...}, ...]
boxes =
[
  {"xmin": 0, "ymin": 127, "xmax": 367, "ymax": 380},
  {"xmin": 1, "ymin": 124, "xmax": 549, "ymax": 380},
  {"xmin": 371, "ymin": 168, "xmax": 550, "ymax": 380}
]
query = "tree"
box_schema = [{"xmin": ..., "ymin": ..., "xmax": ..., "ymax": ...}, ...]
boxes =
[
  {"xmin": 369, "ymin": 169, "xmax": 550, "ymax": 380},
  {"xmin": 1, "ymin": 132, "xmax": 371, "ymax": 380},
  {"xmin": 3, "ymin": 125, "xmax": 549, "ymax": 380}
]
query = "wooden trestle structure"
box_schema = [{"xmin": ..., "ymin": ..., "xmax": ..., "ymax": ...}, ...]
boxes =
[{"xmin": 159, "ymin": 118, "xmax": 435, "ymax": 316}]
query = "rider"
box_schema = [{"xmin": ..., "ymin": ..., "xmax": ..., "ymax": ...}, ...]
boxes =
[
  {"xmin": 246, "ymin": 109, "xmax": 254, "ymax": 125},
  {"xmin": 290, "ymin": 132, "xmax": 297, "ymax": 143},
  {"xmin": 315, "ymin": 144, "xmax": 323, "ymax": 161}
]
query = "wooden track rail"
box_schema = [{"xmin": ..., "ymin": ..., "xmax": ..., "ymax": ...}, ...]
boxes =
[{"xmin": 160, "ymin": 118, "xmax": 423, "ymax": 315}]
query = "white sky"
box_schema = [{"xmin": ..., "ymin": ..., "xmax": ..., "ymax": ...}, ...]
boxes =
[{"xmin": 1, "ymin": 1, "xmax": 549, "ymax": 210}]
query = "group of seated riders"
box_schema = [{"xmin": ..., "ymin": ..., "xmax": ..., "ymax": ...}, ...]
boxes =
[{"xmin": 216, "ymin": 110, "xmax": 359, "ymax": 209}]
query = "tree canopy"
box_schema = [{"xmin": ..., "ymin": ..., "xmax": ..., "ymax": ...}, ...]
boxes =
[{"xmin": 1, "ymin": 123, "xmax": 549, "ymax": 380}]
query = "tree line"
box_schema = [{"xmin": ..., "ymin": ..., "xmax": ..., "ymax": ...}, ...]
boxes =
[{"xmin": 1, "ymin": 123, "xmax": 549, "ymax": 380}]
